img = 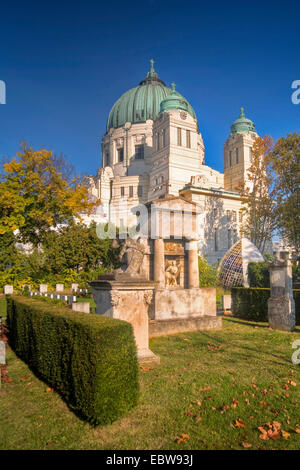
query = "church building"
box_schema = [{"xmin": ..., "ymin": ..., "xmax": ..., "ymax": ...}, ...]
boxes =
[{"xmin": 88, "ymin": 61, "xmax": 259, "ymax": 265}]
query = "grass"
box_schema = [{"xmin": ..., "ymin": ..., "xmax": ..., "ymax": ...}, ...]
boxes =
[{"xmin": 0, "ymin": 312, "xmax": 300, "ymax": 450}]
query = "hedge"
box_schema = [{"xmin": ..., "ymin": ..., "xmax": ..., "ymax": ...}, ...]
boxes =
[
  {"xmin": 232, "ymin": 287, "xmax": 300, "ymax": 325},
  {"xmin": 248, "ymin": 261, "xmax": 299, "ymax": 288},
  {"xmin": 6, "ymin": 296, "xmax": 139, "ymax": 425}
]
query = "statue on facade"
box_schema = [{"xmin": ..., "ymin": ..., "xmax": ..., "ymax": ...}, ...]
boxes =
[{"xmin": 165, "ymin": 259, "xmax": 181, "ymax": 286}]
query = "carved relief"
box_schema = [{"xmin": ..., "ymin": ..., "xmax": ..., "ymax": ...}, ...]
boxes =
[
  {"xmin": 164, "ymin": 242, "xmax": 184, "ymax": 255},
  {"xmin": 165, "ymin": 259, "xmax": 181, "ymax": 287},
  {"xmin": 144, "ymin": 291, "xmax": 153, "ymax": 305},
  {"xmin": 111, "ymin": 291, "xmax": 120, "ymax": 306}
]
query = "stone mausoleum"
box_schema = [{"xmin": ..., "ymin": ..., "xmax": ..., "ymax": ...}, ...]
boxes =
[{"xmin": 86, "ymin": 60, "xmax": 261, "ymax": 265}]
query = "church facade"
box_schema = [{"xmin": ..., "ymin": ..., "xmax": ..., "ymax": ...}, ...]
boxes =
[{"xmin": 88, "ymin": 61, "xmax": 258, "ymax": 265}]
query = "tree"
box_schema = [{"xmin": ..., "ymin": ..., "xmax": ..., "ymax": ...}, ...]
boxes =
[
  {"xmin": 238, "ymin": 135, "xmax": 276, "ymax": 253},
  {"xmin": 270, "ymin": 132, "xmax": 300, "ymax": 254},
  {"xmin": 0, "ymin": 231, "xmax": 17, "ymax": 270},
  {"xmin": 42, "ymin": 222, "xmax": 119, "ymax": 273},
  {"xmin": 0, "ymin": 143, "xmax": 96, "ymax": 246}
]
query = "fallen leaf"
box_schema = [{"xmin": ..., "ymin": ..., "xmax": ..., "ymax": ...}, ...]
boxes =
[
  {"xmin": 295, "ymin": 429, "xmax": 300, "ymax": 434},
  {"xmin": 272, "ymin": 421, "xmax": 281, "ymax": 432},
  {"xmin": 176, "ymin": 433, "xmax": 190, "ymax": 444},
  {"xmin": 288, "ymin": 380, "xmax": 296, "ymax": 387},
  {"xmin": 242, "ymin": 441, "xmax": 252, "ymax": 448},
  {"xmin": 45, "ymin": 387, "xmax": 54, "ymax": 393},
  {"xmin": 221, "ymin": 404, "xmax": 230, "ymax": 414},
  {"xmin": 198, "ymin": 386, "xmax": 211, "ymax": 392},
  {"xmin": 20, "ymin": 375, "xmax": 30, "ymax": 381},
  {"xmin": 281, "ymin": 430, "xmax": 290, "ymax": 440},
  {"xmin": 195, "ymin": 415, "xmax": 202, "ymax": 422},
  {"xmin": 268, "ymin": 430, "xmax": 280, "ymax": 440},
  {"xmin": 140, "ymin": 366, "xmax": 154, "ymax": 371},
  {"xmin": 235, "ymin": 419, "xmax": 245, "ymax": 428},
  {"xmin": 258, "ymin": 426, "xmax": 269, "ymax": 440}
]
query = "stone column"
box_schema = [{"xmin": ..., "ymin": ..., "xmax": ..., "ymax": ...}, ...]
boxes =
[
  {"xmin": 154, "ymin": 238, "xmax": 165, "ymax": 287},
  {"xmin": 268, "ymin": 250, "xmax": 295, "ymax": 331},
  {"xmin": 187, "ymin": 239, "xmax": 199, "ymax": 288}
]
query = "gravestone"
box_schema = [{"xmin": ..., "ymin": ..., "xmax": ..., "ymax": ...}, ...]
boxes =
[
  {"xmin": 268, "ymin": 250, "xmax": 295, "ymax": 331},
  {"xmin": 72, "ymin": 302, "xmax": 90, "ymax": 314},
  {"xmin": 56, "ymin": 283, "xmax": 64, "ymax": 292},
  {"xmin": 71, "ymin": 283, "xmax": 79, "ymax": 292},
  {"xmin": 222, "ymin": 295, "xmax": 232, "ymax": 311},
  {"xmin": 39, "ymin": 284, "xmax": 48, "ymax": 294},
  {"xmin": 4, "ymin": 285, "xmax": 13, "ymax": 294}
]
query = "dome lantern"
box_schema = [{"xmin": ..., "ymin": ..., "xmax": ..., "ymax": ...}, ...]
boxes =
[
  {"xmin": 230, "ymin": 107, "xmax": 256, "ymax": 134},
  {"xmin": 160, "ymin": 82, "xmax": 189, "ymax": 114}
]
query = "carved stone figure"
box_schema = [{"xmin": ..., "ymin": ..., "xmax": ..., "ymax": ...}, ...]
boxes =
[
  {"xmin": 165, "ymin": 259, "xmax": 180, "ymax": 286},
  {"xmin": 114, "ymin": 237, "xmax": 146, "ymax": 277}
]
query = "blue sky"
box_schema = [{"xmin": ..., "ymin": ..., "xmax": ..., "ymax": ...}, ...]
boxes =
[{"xmin": 0, "ymin": 0, "xmax": 299, "ymax": 175}]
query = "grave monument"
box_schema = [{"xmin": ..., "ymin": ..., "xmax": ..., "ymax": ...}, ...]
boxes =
[
  {"xmin": 268, "ymin": 250, "xmax": 296, "ymax": 331},
  {"xmin": 90, "ymin": 195, "xmax": 221, "ymax": 362}
]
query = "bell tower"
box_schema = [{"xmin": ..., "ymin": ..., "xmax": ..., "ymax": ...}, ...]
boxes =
[
  {"xmin": 224, "ymin": 107, "xmax": 258, "ymax": 191},
  {"xmin": 148, "ymin": 83, "xmax": 205, "ymax": 200}
]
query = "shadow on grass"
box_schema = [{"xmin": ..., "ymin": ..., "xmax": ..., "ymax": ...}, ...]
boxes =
[
  {"xmin": 224, "ymin": 316, "xmax": 300, "ymax": 333},
  {"xmin": 153, "ymin": 321, "xmax": 298, "ymax": 368},
  {"xmin": 223, "ymin": 316, "xmax": 270, "ymax": 329}
]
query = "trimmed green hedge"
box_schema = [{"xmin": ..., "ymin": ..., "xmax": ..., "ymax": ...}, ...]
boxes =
[
  {"xmin": 232, "ymin": 288, "xmax": 300, "ymax": 325},
  {"xmin": 6, "ymin": 296, "xmax": 139, "ymax": 425}
]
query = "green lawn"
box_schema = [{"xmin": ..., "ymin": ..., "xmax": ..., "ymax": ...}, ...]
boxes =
[{"xmin": 0, "ymin": 315, "xmax": 299, "ymax": 450}]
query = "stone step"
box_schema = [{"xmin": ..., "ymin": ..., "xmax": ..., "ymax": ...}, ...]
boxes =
[{"xmin": 149, "ymin": 315, "xmax": 222, "ymax": 338}]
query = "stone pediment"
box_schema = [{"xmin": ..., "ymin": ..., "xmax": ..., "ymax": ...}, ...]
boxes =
[{"xmin": 147, "ymin": 194, "xmax": 198, "ymax": 214}]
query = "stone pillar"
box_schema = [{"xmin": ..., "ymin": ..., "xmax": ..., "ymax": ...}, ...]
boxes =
[
  {"xmin": 187, "ymin": 239, "xmax": 199, "ymax": 288},
  {"xmin": 154, "ymin": 238, "xmax": 165, "ymax": 287},
  {"xmin": 268, "ymin": 250, "xmax": 295, "ymax": 331}
]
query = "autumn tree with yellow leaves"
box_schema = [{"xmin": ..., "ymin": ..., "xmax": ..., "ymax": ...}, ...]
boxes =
[{"xmin": 0, "ymin": 143, "xmax": 97, "ymax": 246}]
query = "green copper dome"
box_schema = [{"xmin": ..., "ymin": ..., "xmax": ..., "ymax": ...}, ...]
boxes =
[
  {"xmin": 160, "ymin": 82, "xmax": 189, "ymax": 113},
  {"xmin": 106, "ymin": 60, "xmax": 196, "ymax": 131},
  {"xmin": 230, "ymin": 107, "xmax": 256, "ymax": 134}
]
